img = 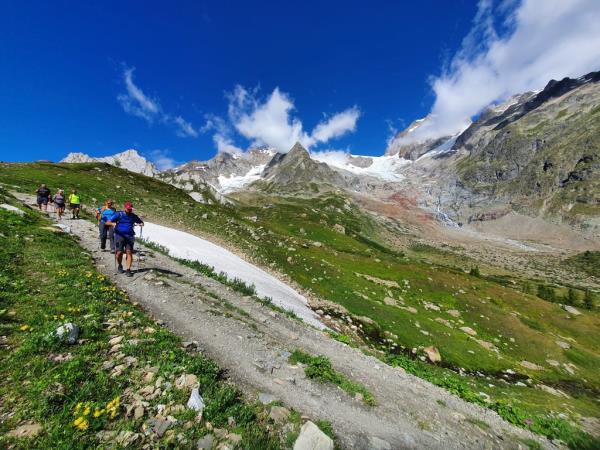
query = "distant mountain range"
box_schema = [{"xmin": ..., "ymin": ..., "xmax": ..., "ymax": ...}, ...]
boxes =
[{"xmin": 61, "ymin": 70, "xmax": 600, "ymax": 228}]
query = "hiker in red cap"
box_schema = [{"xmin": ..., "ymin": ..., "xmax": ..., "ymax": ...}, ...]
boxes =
[{"xmin": 105, "ymin": 201, "xmax": 144, "ymax": 277}]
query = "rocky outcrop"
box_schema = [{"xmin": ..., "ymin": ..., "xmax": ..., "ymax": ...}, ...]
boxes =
[
  {"xmin": 159, "ymin": 147, "xmax": 276, "ymax": 194},
  {"xmin": 259, "ymin": 143, "xmax": 348, "ymax": 192},
  {"xmin": 61, "ymin": 149, "xmax": 157, "ymax": 177}
]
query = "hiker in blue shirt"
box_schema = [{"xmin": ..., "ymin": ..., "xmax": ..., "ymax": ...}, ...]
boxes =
[
  {"xmin": 105, "ymin": 201, "xmax": 144, "ymax": 277},
  {"xmin": 97, "ymin": 199, "xmax": 116, "ymax": 253}
]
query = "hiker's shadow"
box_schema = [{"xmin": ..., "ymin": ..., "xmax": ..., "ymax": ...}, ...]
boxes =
[
  {"xmin": 133, "ymin": 267, "xmax": 183, "ymax": 277},
  {"xmin": 130, "ymin": 250, "xmax": 183, "ymax": 277}
]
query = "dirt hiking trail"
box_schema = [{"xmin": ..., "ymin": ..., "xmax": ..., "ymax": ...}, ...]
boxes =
[{"xmin": 16, "ymin": 194, "xmax": 555, "ymax": 450}]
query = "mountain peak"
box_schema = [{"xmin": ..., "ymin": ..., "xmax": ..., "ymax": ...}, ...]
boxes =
[
  {"xmin": 259, "ymin": 142, "xmax": 347, "ymax": 191},
  {"xmin": 286, "ymin": 142, "xmax": 310, "ymax": 159},
  {"xmin": 61, "ymin": 152, "xmax": 96, "ymax": 163},
  {"xmin": 116, "ymin": 148, "xmax": 142, "ymax": 158}
]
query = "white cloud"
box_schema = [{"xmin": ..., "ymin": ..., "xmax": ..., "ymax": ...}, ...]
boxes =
[
  {"xmin": 214, "ymin": 134, "xmax": 243, "ymax": 154},
  {"xmin": 385, "ymin": 119, "xmax": 403, "ymax": 146},
  {"xmin": 172, "ymin": 116, "xmax": 198, "ymax": 138},
  {"xmin": 117, "ymin": 66, "xmax": 198, "ymax": 139},
  {"xmin": 404, "ymin": 0, "xmax": 600, "ymax": 143},
  {"xmin": 223, "ymin": 85, "xmax": 360, "ymax": 153},
  {"xmin": 308, "ymin": 107, "xmax": 360, "ymax": 145},
  {"xmin": 201, "ymin": 114, "xmax": 244, "ymax": 154},
  {"xmin": 148, "ymin": 149, "xmax": 180, "ymax": 171},
  {"xmin": 117, "ymin": 68, "xmax": 160, "ymax": 123},
  {"xmin": 227, "ymin": 86, "xmax": 307, "ymax": 152}
]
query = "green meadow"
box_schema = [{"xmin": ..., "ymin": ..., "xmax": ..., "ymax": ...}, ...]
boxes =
[{"xmin": 1, "ymin": 162, "xmax": 599, "ymax": 447}]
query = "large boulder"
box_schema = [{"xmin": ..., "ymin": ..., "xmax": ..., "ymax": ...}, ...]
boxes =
[
  {"xmin": 561, "ymin": 305, "xmax": 582, "ymax": 316},
  {"xmin": 293, "ymin": 421, "xmax": 334, "ymax": 450},
  {"xmin": 55, "ymin": 323, "xmax": 80, "ymax": 345},
  {"xmin": 0, "ymin": 204, "xmax": 25, "ymax": 216},
  {"xmin": 423, "ymin": 346, "xmax": 441, "ymax": 363}
]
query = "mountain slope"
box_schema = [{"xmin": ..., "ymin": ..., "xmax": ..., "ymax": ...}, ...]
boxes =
[
  {"xmin": 453, "ymin": 71, "xmax": 600, "ymax": 224},
  {"xmin": 1, "ymin": 161, "xmax": 599, "ymax": 446},
  {"xmin": 0, "ymin": 188, "xmax": 282, "ymax": 449}
]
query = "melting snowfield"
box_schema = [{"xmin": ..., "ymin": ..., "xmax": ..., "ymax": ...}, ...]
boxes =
[
  {"xmin": 141, "ymin": 222, "xmax": 324, "ymax": 328},
  {"xmin": 312, "ymin": 151, "xmax": 411, "ymax": 181},
  {"xmin": 217, "ymin": 164, "xmax": 266, "ymax": 194}
]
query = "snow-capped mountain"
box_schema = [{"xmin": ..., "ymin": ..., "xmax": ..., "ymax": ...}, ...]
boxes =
[
  {"xmin": 58, "ymin": 70, "xmax": 600, "ymax": 226},
  {"xmin": 311, "ymin": 151, "xmax": 411, "ymax": 182},
  {"xmin": 159, "ymin": 147, "xmax": 276, "ymax": 194},
  {"xmin": 385, "ymin": 116, "xmax": 453, "ymax": 160},
  {"xmin": 61, "ymin": 149, "xmax": 157, "ymax": 177}
]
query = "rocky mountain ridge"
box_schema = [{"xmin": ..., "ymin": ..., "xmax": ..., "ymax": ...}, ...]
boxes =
[
  {"xmin": 61, "ymin": 149, "xmax": 157, "ymax": 177},
  {"xmin": 158, "ymin": 147, "xmax": 275, "ymax": 194},
  {"xmin": 60, "ymin": 71, "xmax": 600, "ymax": 228}
]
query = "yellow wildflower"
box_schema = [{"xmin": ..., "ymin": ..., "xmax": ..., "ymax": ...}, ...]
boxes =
[
  {"xmin": 83, "ymin": 406, "xmax": 90, "ymax": 416},
  {"xmin": 77, "ymin": 419, "xmax": 88, "ymax": 430},
  {"xmin": 73, "ymin": 416, "xmax": 83, "ymax": 426},
  {"xmin": 19, "ymin": 324, "xmax": 30, "ymax": 331},
  {"xmin": 93, "ymin": 409, "xmax": 102, "ymax": 418}
]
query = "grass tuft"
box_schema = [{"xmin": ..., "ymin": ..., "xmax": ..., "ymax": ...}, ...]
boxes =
[{"xmin": 289, "ymin": 350, "xmax": 376, "ymax": 406}]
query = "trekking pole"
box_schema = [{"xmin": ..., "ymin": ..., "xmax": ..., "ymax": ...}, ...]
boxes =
[{"xmin": 137, "ymin": 225, "xmax": 143, "ymax": 272}]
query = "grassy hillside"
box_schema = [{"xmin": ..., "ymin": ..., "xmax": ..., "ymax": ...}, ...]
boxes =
[
  {"xmin": 0, "ymin": 188, "xmax": 285, "ymax": 449},
  {"xmin": 566, "ymin": 251, "xmax": 600, "ymax": 279},
  {"xmin": 1, "ymin": 162, "xmax": 599, "ymax": 446}
]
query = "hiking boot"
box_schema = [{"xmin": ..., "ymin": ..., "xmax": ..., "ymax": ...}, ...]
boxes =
[
  {"xmin": 125, "ymin": 270, "xmax": 133, "ymax": 277},
  {"xmin": 118, "ymin": 265, "xmax": 125, "ymax": 274}
]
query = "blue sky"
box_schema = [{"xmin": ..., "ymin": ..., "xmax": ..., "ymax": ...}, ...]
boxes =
[{"xmin": 1, "ymin": 1, "xmax": 599, "ymax": 166}]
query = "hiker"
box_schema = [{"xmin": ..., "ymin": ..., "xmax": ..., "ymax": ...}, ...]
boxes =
[
  {"xmin": 68, "ymin": 189, "xmax": 81, "ymax": 219},
  {"xmin": 53, "ymin": 189, "xmax": 66, "ymax": 220},
  {"xmin": 97, "ymin": 199, "xmax": 116, "ymax": 252},
  {"xmin": 35, "ymin": 184, "xmax": 51, "ymax": 212},
  {"xmin": 105, "ymin": 201, "xmax": 144, "ymax": 277}
]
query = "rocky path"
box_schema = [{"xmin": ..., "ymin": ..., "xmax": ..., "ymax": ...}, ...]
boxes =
[{"xmin": 17, "ymin": 195, "xmax": 554, "ymax": 449}]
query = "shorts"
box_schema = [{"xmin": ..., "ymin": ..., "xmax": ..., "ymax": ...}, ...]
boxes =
[
  {"xmin": 55, "ymin": 202, "xmax": 65, "ymax": 208},
  {"xmin": 115, "ymin": 234, "xmax": 135, "ymax": 252},
  {"xmin": 69, "ymin": 203, "xmax": 80, "ymax": 210},
  {"xmin": 37, "ymin": 197, "xmax": 49, "ymax": 205}
]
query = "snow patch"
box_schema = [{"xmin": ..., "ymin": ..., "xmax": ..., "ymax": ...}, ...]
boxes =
[
  {"xmin": 311, "ymin": 152, "xmax": 411, "ymax": 181},
  {"xmin": 217, "ymin": 164, "xmax": 266, "ymax": 193},
  {"xmin": 141, "ymin": 222, "xmax": 324, "ymax": 328},
  {"xmin": 416, "ymin": 136, "xmax": 458, "ymax": 161}
]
